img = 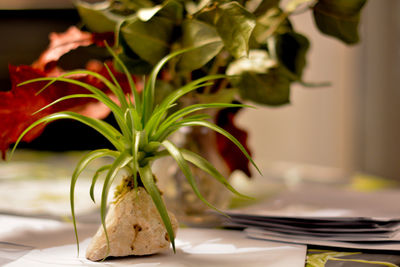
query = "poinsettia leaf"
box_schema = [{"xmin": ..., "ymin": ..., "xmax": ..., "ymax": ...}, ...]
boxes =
[
  {"xmin": 178, "ymin": 19, "xmax": 224, "ymax": 71},
  {"xmin": 216, "ymin": 1, "xmax": 256, "ymax": 58},
  {"xmin": 0, "ymin": 58, "xmax": 139, "ymax": 159},
  {"xmin": 91, "ymin": 32, "xmax": 115, "ymax": 47},
  {"xmin": 215, "ymin": 104, "xmax": 252, "ymax": 177},
  {"xmin": 0, "ymin": 66, "xmax": 51, "ymax": 159},
  {"xmin": 32, "ymin": 26, "xmax": 94, "ymax": 72},
  {"xmin": 313, "ymin": 0, "xmax": 367, "ymax": 44},
  {"xmin": 275, "ymin": 31, "xmax": 310, "ymax": 78},
  {"xmin": 76, "ymin": 1, "xmax": 123, "ymax": 33}
]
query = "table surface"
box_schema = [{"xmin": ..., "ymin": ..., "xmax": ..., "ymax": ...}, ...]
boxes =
[
  {"xmin": 1, "ymin": 151, "xmax": 400, "ymax": 266},
  {"xmin": 0, "ymin": 215, "xmax": 307, "ymax": 267}
]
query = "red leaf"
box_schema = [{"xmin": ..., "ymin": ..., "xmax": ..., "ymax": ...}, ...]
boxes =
[
  {"xmin": 0, "ymin": 66, "xmax": 52, "ymax": 159},
  {"xmin": 92, "ymin": 32, "xmax": 115, "ymax": 47},
  {"xmin": 32, "ymin": 26, "xmax": 95, "ymax": 72},
  {"xmin": 215, "ymin": 105, "xmax": 252, "ymax": 177},
  {"xmin": 0, "ymin": 27, "xmax": 138, "ymax": 159},
  {"xmin": 0, "ymin": 63, "xmax": 138, "ymax": 159}
]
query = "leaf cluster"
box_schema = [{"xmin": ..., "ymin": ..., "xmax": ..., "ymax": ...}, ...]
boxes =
[
  {"xmin": 76, "ymin": 0, "xmax": 367, "ymax": 106},
  {"xmin": 306, "ymin": 250, "xmax": 398, "ymax": 267},
  {"xmin": 11, "ymin": 47, "xmax": 258, "ymax": 258}
]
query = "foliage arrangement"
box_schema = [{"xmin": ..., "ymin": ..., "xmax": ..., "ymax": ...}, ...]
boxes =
[
  {"xmin": 10, "ymin": 47, "xmax": 258, "ymax": 252},
  {"xmin": 0, "ymin": 0, "xmax": 369, "ymax": 259},
  {"xmin": 0, "ymin": 0, "xmax": 368, "ymax": 179},
  {"xmin": 75, "ymin": 0, "xmax": 368, "ymax": 106}
]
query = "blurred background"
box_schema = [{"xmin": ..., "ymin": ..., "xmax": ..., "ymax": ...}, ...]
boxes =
[{"xmin": 0, "ymin": 0, "xmax": 399, "ymax": 181}]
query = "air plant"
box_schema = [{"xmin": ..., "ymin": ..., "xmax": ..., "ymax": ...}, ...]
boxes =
[{"xmin": 10, "ymin": 47, "xmax": 259, "ymax": 254}]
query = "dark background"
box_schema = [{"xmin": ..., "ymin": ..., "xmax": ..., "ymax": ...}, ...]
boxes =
[{"xmin": 0, "ymin": 8, "xmax": 114, "ymax": 151}]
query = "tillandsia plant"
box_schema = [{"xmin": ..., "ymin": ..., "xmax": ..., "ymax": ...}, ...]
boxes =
[{"xmin": 10, "ymin": 47, "xmax": 258, "ymax": 260}]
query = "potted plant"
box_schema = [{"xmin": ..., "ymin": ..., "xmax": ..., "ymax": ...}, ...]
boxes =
[
  {"xmin": 0, "ymin": 0, "xmax": 368, "ymax": 190},
  {"xmin": 50, "ymin": 0, "xmax": 364, "ymax": 220},
  {"xmin": 10, "ymin": 46, "xmax": 257, "ymax": 261},
  {"xmin": 0, "ymin": 0, "xmax": 368, "ymax": 259}
]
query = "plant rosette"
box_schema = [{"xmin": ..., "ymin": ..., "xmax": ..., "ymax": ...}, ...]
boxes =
[{"xmin": 11, "ymin": 47, "xmax": 258, "ymax": 261}]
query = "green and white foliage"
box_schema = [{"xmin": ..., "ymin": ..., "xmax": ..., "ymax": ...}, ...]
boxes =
[{"xmin": 75, "ymin": 0, "xmax": 368, "ymax": 106}]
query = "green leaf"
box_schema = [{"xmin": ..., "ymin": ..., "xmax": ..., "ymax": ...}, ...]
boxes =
[
  {"xmin": 121, "ymin": 0, "xmax": 183, "ymax": 65},
  {"xmin": 20, "ymin": 68, "xmax": 130, "ymax": 120},
  {"xmin": 180, "ymin": 149, "xmax": 251, "ymax": 199},
  {"xmin": 156, "ymin": 0, "xmax": 184, "ymax": 23},
  {"xmin": 161, "ymin": 140, "xmax": 223, "ymax": 214},
  {"xmin": 132, "ymin": 131, "xmax": 141, "ymax": 187},
  {"xmin": 178, "ymin": 19, "xmax": 224, "ymax": 71},
  {"xmin": 104, "ymin": 45, "xmax": 141, "ymax": 111},
  {"xmin": 195, "ymin": 6, "xmax": 218, "ymax": 25},
  {"xmin": 100, "ymin": 151, "xmax": 133, "ymax": 258},
  {"xmin": 103, "ymin": 61, "xmax": 130, "ymax": 109},
  {"xmin": 90, "ymin": 164, "xmax": 112, "ymax": 203},
  {"xmin": 251, "ymin": 7, "xmax": 292, "ymax": 45},
  {"xmin": 175, "ymin": 120, "xmax": 261, "ymax": 175},
  {"xmin": 10, "ymin": 112, "xmax": 125, "ymax": 157},
  {"xmin": 29, "ymin": 92, "xmax": 131, "ymax": 140},
  {"xmin": 196, "ymin": 88, "xmax": 238, "ymax": 104},
  {"xmin": 127, "ymin": 107, "xmax": 143, "ymax": 131},
  {"xmin": 76, "ymin": 1, "xmax": 123, "ymax": 33},
  {"xmin": 226, "ymin": 49, "xmax": 291, "ymax": 106},
  {"xmin": 313, "ymin": 0, "xmax": 367, "ymax": 44},
  {"xmin": 70, "ymin": 149, "xmax": 118, "ymax": 254},
  {"xmin": 253, "ymin": 0, "xmax": 280, "ymax": 17},
  {"xmin": 146, "ymin": 80, "xmax": 217, "ymax": 137},
  {"xmin": 114, "ymin": 52, "xmax": 153, "ymax": 75},
  {"xmin": 216, "ymin": 2, "xmax": 256, "ymax": 58},
  {"xmin": 235, "ymin": 70, "xmax": 291, "ymax": 106},
  {"xmin": 142, "ymin": 47, "xmax": 200, "ymax": 124},
  {"xmin": 275, "ymin": 31, "xmax": 310, "ymax": 78},
  {"xmin": 155, "ymin": 103, "xmax": 250, "ymax": 140},
  {"xmin": 153, "ymin": 74, "xmax": 226, "ymax": 119},
  {"xmin": 121, "ymin": 16, "xmax": 174, "ymax": 65},
  {"xmin": 154, "ymin": 80, "xmax": 175, "ymax": 107},
  {"xmin": 119, "ymin": 0, "xmax": 154, "ymax": 11},
  {"xmin": 138, "ymin": 164, "xmax": 176, "ymax": 252}
]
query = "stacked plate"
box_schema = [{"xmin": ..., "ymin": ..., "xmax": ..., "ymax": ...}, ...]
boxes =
[{"xmin": 223, "ymin": 184, "xmax": 400, "ymax": 251}]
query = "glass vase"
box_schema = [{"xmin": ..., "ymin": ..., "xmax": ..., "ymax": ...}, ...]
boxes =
[{"xmin": 154, "ymin": 125, "xmax": 232, "ymax": 227}]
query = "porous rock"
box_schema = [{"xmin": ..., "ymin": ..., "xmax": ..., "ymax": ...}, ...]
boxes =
[{"xmin": 86, "ymin": 187, "xmax": 178, "ymax": 261}]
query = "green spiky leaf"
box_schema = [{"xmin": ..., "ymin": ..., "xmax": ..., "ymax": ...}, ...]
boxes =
[{"xmin": 139, "ymin": 164, "xmax": 176, "ymax": 252}]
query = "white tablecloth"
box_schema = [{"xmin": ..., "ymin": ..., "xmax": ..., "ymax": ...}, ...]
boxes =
[{"xmin": 0, "ymin": 215, "xmax": 306, "ymax": 267}]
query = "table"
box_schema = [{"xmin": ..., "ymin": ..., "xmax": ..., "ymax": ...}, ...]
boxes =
[{"xmin": 1, "ymin": 151, "xmax": 400, "ymax": 266}]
